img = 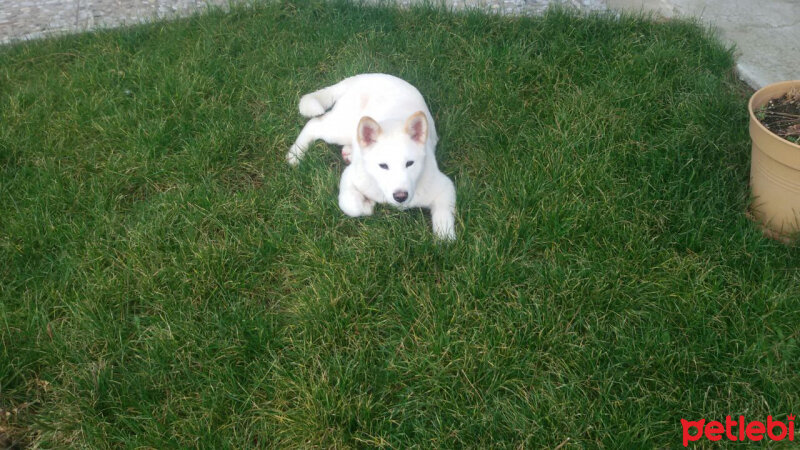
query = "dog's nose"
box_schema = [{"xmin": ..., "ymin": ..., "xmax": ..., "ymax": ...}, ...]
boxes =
[{"xmin": 393, "ymin": 191, "xmax": 408, "ymax": 203}]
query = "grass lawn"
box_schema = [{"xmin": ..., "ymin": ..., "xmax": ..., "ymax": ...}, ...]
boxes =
[{"xmin": 1, "ymin": 0, "xmax": 798, "ymax": 446}]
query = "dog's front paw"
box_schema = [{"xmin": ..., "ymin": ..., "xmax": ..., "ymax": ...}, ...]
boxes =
[
  {"xmin": 339, "ymin": 191, "xmax": 374, "ymax": 217},
  {"xmin": 286, "ymin": 145, "xmax": 302, "ymax": 166},
  {"xmin": 432, "ymin": 212, "xmax": 456, "ymax": 241}
]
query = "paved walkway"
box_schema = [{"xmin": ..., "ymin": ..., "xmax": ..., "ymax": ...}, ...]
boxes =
[
  {"xmin": 1, "ymin": 0, "xmax": 798, "ymax": 89},
  {"xmin": 0, "ymin": 0, "xmax": 231, "ymax": 44},
  {"xmin": 607, "ymin": 0, "xmax": 799, "ymax": 90}
]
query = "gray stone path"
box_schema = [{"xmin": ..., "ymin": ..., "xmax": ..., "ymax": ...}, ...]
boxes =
[
  {"xmin": 0, "ymin": 0, "xmax": 231, "ymax": 44},
  {"xmin": 1, "ymin": 0, "xmax": 798, "ymax": 89},
  {"xmin": 607, "ymin": 0, "xmax": 799, "ymax": 91}
]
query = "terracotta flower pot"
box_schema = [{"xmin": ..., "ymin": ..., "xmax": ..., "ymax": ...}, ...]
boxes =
[{"xmin": 748, "ymin": 80, "xmax": 800, "ymax": 241}]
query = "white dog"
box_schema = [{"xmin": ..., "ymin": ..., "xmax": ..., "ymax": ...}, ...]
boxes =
[{"xmin": 287, "ymin": 73, "xmax": 456, "ymax": 240}]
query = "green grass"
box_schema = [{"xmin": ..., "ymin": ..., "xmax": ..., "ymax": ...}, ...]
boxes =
[{"xmin": 1, "ymin": 0, "xmax": 798, "ymax": 447}]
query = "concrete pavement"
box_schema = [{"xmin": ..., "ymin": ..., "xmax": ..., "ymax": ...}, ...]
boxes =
[
  {"xmin": 0, "ymin": 0, "xmax": 232, "ymax": 44},
  {"xmin": 0, "ymin": 0, "xmax": 797, "ymax": 89},
  {"xmin": 607, "ymin": 0, "xmax": 799, "ymax": 90}
]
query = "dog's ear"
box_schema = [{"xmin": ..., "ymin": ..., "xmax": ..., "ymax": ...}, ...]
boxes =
[
  {"xmin": 357, "ymin": 116, "xmax": 381, "ymax": 149},
  {"xmin": 405, "ymin": 111, "xmax": 428, "ymax": 145}
]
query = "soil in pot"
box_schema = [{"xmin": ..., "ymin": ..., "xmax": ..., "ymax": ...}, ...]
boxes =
[{"xmin": 756, "ymin": 88, "xmax": 800, "ymax": 144}]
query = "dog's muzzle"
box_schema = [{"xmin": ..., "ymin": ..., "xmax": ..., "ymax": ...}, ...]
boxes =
[{"xmin": 393, "ymin": 190, "xmax": 409, "ymax": 203}]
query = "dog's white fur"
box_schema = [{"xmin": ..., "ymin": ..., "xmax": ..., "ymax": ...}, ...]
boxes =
[{"xmin": 287, "ymin": 73, "xmax": 456, "ymax": 240}]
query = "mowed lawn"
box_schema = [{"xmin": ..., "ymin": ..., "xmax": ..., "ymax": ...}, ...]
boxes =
[{"xmin": 1, "ymin": 0, "xmax": 798, "ymax": 447}]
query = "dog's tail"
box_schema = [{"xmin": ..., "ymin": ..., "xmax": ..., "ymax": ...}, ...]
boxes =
[{"xmin": 298, "ymin": 80, "xmax": 347, "ymax": 118}]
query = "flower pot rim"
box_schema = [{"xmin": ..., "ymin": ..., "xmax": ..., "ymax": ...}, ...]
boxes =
[{"xmin": 748, "ymin": 80, "xmax": 800, "ymax": 152}]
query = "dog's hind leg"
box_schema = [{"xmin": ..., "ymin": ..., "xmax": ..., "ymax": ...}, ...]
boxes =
[
  {"xmin": 287, "ymin": 114, "xmax": 350, "ymax": 165},
  {"xmin": 341, "ymin": 145, "xmax": 352, "ymax": 164}
]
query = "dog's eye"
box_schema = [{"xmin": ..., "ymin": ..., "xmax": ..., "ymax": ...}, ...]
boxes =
[
  {"xmin": 379, "ymin": 163, "xmax": 389, "ymax": 170},
  {"xmin": 406, "ymin": 161, "xmax": 414, "ymax": 168}
]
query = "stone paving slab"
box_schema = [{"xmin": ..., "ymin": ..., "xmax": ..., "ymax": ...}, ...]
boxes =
[
  {"xmin": 0, "ymin": 0, "xmax": 609, "ymax": 45},
  {"xmin": 608, "ymin": 0, "xmax": 800, "ymax": 90},
  {"xmin": 0, "ymin": 0, "xmax": 231, "ymax": 43},
  {"xmin": 0, "ymin": 0, "xmax": 797, "ymax": 89},
  {"xmin": 0, "ymin": 0, "xmax": 79, "ymax": 41}
]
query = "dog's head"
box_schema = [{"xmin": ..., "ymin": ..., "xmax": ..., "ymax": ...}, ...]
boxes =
[{"xmin": 357, "ymin": 111, "xmax": 428, "ymax": 206}]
